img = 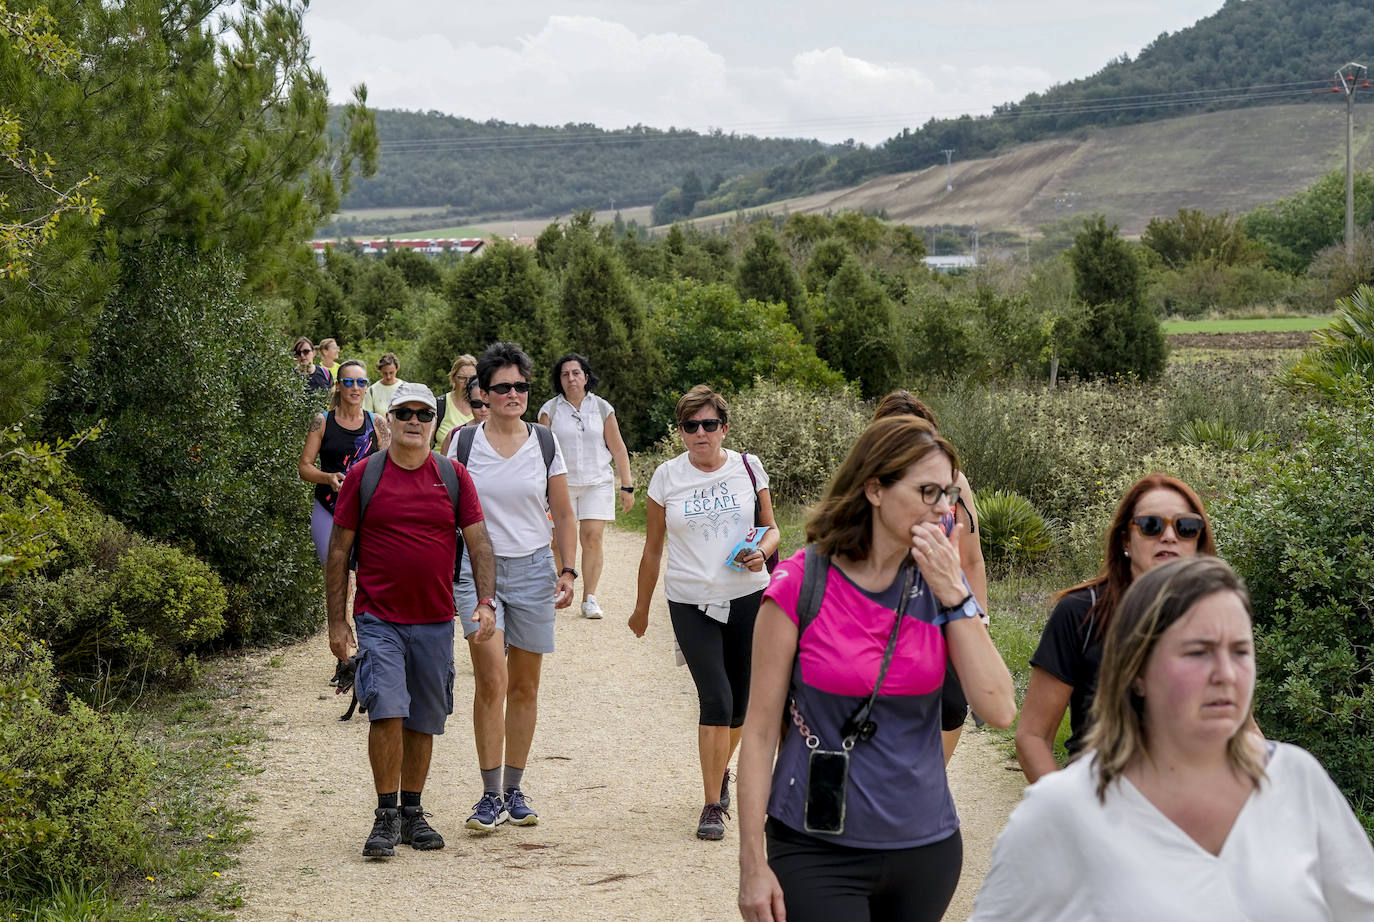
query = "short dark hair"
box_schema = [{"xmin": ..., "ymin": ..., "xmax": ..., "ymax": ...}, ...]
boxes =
[
  {"xmin": 476, "ymin": 341, "xmax": 533, "ymax": 390},
  {"xmin": 674, "ymin": 384, "xmax": 729, "ymax": 426},
  {"xmin": 549, "ymin": 353, "xmax": 600, "ymax": 396},
  {"xmin": 872, "ymin": 390, "xmax": 939, "ymax": 429}
]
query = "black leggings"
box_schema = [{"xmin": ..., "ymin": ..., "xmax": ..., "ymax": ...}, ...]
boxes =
[
  {"xmin": 766, "ymin": 818, "xmax": 962, "ymax": 922},
  {"xmin": 667, "ymin": 590, "xmax": 762, "ymax": 728}
]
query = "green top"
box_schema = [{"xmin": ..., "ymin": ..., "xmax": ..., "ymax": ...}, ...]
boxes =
[{"xmin": 434, "ymin": 391, "xmax": 473, "ymax": 447}]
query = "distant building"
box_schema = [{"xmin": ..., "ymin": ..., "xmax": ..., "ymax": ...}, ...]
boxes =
[
  {"xmin": 924, "ymin": 254, "xmax": 978, "ymax": 273},
  {"xmin": 309, "ymin": 238, "xmax": 486, "ymax": 259}
]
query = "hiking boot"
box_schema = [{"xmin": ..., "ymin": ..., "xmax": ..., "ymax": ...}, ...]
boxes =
[
  {"xmin": 400, "ymin": 806, "xmax": 445, "ymax": 850},
  {"xmin": 465, "ymin": 792, "xmax": 508, "ymax": 832},
  {"xmin": 720, "ymin": 769, "xmax": 732, "ymax": 812},
  {"xmin": 363, "ymin": 807, "xmax": 400, "ymax": 858},
  {"xmin": 580, "ymin": 596, "xmax": 604, "ymax": 619},
  {"xmin": 696, "ymin": 801, "xmax": 728, "ymax": 841},
  {"xmin": 504, "ymin": 787, "xmax": 539, "ymax": 826}
]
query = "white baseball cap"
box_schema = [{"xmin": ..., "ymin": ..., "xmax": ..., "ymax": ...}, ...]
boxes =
[{"xmin": 387, "ymin": 382, "xmax": 438, "ymax": 412}]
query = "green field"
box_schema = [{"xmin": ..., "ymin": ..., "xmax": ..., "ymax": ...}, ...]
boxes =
[{"xmin": 1161, "ymin": 316, "xmax": 1331, "ymax": 334}]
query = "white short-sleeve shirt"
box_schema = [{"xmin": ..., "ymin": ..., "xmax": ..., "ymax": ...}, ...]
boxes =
[
  {"xmin": 449, "ymin": 423, "xmax": 567, "ymax": 557},
  {"xmin": 538, "ymin": 393, "xmax": 615, "ymax": 486},
  {"xmin": 647, "ymin": 449, "xmax": 771, "ymax": 605},
  {"xmin": 971, "ymin": 742, "xmax": 1374, "ymax": 921}
]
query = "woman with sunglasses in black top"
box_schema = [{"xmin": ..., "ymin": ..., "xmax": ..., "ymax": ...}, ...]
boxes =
[{"xmin": 1016, "ymin": 473, "xmax": 1216, "ymax": 783}]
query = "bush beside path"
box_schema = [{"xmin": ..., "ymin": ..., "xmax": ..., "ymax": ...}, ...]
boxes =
[{"xmin": 224, "ymin": 525, "xmax": 1026, "ymax": 921}]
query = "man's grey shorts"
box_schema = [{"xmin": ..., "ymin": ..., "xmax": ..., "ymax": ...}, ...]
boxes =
[
  {"xmin": 354, "ymin": 612, "xmax": 455, "ymax": 735},
  {"xmin": 454, "ymin": 546, "xmax": 557, "ymax": 654}
]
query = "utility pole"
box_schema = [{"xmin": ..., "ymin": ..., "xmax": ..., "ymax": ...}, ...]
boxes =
[
  {"xmin": 1336, "ymin": 62, "xmax": 1369, "ymax": 256},
  {"xmin": 972, "ymin": 222, "xmax": 980, "ymax": 264},
  {"xmin": 941, "ymin": 149, "xmax": 956, "ymax": 191}
]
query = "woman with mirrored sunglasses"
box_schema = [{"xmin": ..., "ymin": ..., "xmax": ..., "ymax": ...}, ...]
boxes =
[
  {"xmin": 299, "ymin": 359, "xmax": 390, "ymax": 565},
  {"xmin": 629, "ymin": 385, "xmax": 781, "ymax": 841},
  {"xmin": 1015, "ymin": 473, "xmax": 1216, "ymax": 784}
]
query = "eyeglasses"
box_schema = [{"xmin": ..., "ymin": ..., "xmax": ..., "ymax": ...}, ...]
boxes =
[
  {"xmin": 392, "ymin": 407, "xmax": 437, "ymax": 422},
  {"xmin": 470, "ymin": 400, "xmax": 488, "ymax": 410},
  {"xmin": 295, "ymin": 346, "xmax": 313, "ymax": 356},
  {"xmin": 917, "ymin": 484, "xmax": 961, "ymax": 506},
  {"xmin": 570, "ymin": 409, "xmax": 585, "ymax": 432},
  {"xmin": 1130, "ymin": 514, "xmax": 1205, "ymax": 540},
  {"xmin": 340, "ymin": 377, "xmax": 369, "ymax": 388},
  {"xmin": 487, "ymin": 381, "xmax": 531, "ymax": 395},
  {"xmin": 679, "ymin": 418, "xmax": 723, "ymax": 434}
]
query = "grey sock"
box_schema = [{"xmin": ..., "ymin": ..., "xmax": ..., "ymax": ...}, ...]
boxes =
[
  {"xmin": 481, "ymin": 767, "xmax": 502, "ymax": 796},
  {"xmin": 503, "ymin": 764, "xmax": 524, "ymax": 793}
]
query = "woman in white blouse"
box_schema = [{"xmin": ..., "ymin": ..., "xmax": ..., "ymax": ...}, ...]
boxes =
[
  {"xmin": 972, "ymin": 556, "xmax": 1374, "ymax": 921},
  {"xmin": 538, "ymin": 353, "xmax": 634, "ymax": 620}
]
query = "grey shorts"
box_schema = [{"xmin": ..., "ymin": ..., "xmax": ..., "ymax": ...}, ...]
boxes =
[
  {"xmin": 354, "ymin": 612, "xmax": 456, "ymax": 735},
  {"xmin": 454, "ymin": 546, "xmax": 557, "ymax": 654}
]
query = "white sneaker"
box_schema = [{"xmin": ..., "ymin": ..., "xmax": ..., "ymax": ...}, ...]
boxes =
[{"xmin": 581, "ymin": 596, "xmax": 604, "ymax": 619}]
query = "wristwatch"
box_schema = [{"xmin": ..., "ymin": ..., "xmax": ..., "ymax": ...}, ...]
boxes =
[
  {"xmin": 620, "ymin": 485, "xmax": 634, "ymax": 493},
  {"xmin": 560, "ymin": 566, "xmax": 578, "ymax": 579},
  {"xmin": 477, "ymin": 598, "xmax": 497, "ymax": 611},
  {"xmin": 938, "ymin": 593, "xmax": 980, "ymax": 621}
]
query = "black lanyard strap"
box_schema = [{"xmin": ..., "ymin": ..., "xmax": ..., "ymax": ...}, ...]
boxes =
[{"xmin": 840, "ymin": 561, "xmax": 915, "ymax": 746}]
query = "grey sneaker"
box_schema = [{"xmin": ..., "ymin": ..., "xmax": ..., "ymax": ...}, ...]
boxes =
[
  {"xmin": 400, "ymin": 806, "xmax": 445, "ymax": 850},
  {"xmin": 363, "ymin": 807, "xmax": 401, "ymax": 857},
  {"xmin": 696, "ymin": 801, "xmax": 728, "ymax": 841},
  {"xmin": 720, "ymin": 769, "xmax": 732, "ymax": 812}
]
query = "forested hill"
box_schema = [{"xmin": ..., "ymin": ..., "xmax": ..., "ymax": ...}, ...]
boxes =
[
  {"xmin": 336, "ymin": 108, "xmax": 828, "ymax": 217},
  {"xmin": 694, "ymin": 0, "xmax": 1374, "ymax": 217}
]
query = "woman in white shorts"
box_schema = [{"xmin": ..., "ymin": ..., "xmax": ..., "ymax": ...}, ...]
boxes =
[
  {"xmin": 450, "ymin": 342, "xmax": 578, "ymax": 833},
  {"xmin": 538, "ymin": 353, "xmax": 634, "ymax": 620}
]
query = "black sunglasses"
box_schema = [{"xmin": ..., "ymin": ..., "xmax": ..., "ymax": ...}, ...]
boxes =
[
  {"xmin": 487, "ymin": 381, "xmax": 531, "ymax": 395},
  {"xmin": 1130, "ymin": 514, "xmax": 1205, "ymax": 540},
  {"xmin": 392, "ymin": 407, "xmax": 437, "ymax": 422},
  {"xmin": 680, "ymin": 418, "xmax": 723, "ymax": 434},
  {"xmin": 470, "ymin": 400, "xmax": 488, "ymax": 410}
]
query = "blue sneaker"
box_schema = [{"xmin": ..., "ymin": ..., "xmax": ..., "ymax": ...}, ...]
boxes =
[
  {"xmin": 504, "ymin": 787, "xmax": 539, "ymax": 826},
  {"xmin": 465, "ymin": 792, "xmax": 508, "ymax": 832}
]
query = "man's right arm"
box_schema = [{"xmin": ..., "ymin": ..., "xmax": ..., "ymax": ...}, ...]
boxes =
[{"xmin": 325, "ymin": 523, "xmax": 356, "ymax": 660}]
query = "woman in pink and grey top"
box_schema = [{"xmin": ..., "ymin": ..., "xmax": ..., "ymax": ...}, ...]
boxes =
[{"xmin": 737, "ymin": 416, "xmax": 1015, "ymax": 922}]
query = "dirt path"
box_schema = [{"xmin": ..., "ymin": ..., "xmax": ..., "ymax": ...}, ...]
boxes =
[{"xmin": 226, "ymin": 525, "xmax": 1027, "ymax": 921}]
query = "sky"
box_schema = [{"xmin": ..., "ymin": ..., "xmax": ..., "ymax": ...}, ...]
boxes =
[{"xmin": 302, "ymin": 1, "xmax": 1228, "ymax": 146}]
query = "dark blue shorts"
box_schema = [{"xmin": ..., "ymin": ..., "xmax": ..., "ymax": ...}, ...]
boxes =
[{"xmin": 354, "ymin": 612, "xmax": 456, "ymax": 736}]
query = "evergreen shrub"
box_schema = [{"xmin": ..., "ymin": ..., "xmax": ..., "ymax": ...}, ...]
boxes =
[
  {"xmin": 62, "ymin": 243, "xmax": 320, "ymax": 642},
  {"xmin": 976, "ymin": 490, "xmax": 1056, "ymax": 572},
  {"xmin": 1216, "ymin": 398, "xmax": 1374, "ymax": 833}
]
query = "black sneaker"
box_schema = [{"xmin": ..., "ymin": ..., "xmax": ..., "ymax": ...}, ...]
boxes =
[
  {"xmin": 696, "ymin": 801, "xmax": 729, "ymax": 841},
  {"xmin": 720, "ymin": 769, "xmax": 732, "ymax": 812},
  {"xmin": 400, "ymin": 806, "xmax": 445, "ymax": 850},
  {"xmin": 363, "ymin": 807, "xmax": 400, "ymax": 858}
]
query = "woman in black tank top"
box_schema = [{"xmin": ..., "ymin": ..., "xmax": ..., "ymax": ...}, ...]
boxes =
[{"xmin": 298, "ymin": 358, "xmax": 389, "ymax": 564}]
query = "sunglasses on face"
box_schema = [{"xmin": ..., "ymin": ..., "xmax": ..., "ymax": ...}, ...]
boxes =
[
  {"xmin": 340, "ymin": 377, "xmax": 369, "ymax": 388},
  {"xmin": 295, "ymin": 346, "xmax": 313, "ymax": 356},
  {"xmin": 918, "ymin": 483, "xmax": 962, "ymax": 506},
  {"xmin": 392, "ymin": 407, "xmax": 436, "ymax": 422},
  {"xmin": 679, "ymin": 418, "xmax": 723, "ymax": 434},
  {"xmin": 469, "ymin": 400, "xmax": 488, "ymax": 410},
  {"xmin": 1130, "ymin": 514, "xmax": 1205, "ymax": 540},
  {"xmin": 487, "ymin": 381, "xmax": 531, "ymax": 395}
]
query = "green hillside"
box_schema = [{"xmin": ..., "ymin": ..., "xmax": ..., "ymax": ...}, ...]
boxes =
[
  {"xmin": 334, "ymin": 110, "xmax": 828, "ymax": 222},
  {"xmin": 693, "ymin": 0, "xmax": 1374, "ymax": 216}
]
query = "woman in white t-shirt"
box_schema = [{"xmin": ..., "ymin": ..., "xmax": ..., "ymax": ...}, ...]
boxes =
[
  {"xmin": 538, "ymin": 353, "xmax": 635, "ymax": 620},
  {"xmin": 972, "ymin": 557, "xmax": 1374, "ymax": 921},
  {"xmin": 448, "ymin": 342, "xmax": 578, "ymax": 833},
  {"xmin": 361, "ymin": 352, "xmax": 404, "ymax": 416},
  {"xmin": 629, "ymin": 385, "xmax": 780, "ymax": 842}
]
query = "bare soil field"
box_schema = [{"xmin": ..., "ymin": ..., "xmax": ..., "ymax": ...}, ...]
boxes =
[
  {"xmin": 224, "ymin": 525, "xmax": 1026, "ymax": 921},
  {"xmin": 1167, "ymin": 330, "xmax": 1315, "ymax": 350}
]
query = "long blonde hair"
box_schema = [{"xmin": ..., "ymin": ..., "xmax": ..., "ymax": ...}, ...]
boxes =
[{"xmin": 1084, "ymin": 556, "xmax": 1266, "ymax": 801}]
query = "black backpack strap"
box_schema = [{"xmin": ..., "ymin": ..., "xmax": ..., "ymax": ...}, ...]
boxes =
[
  {"xmin": 432, "ymin": 450, "xmax": 460, "ymax": 513},
  {"xmin": 797, "ymin": 545, "xmax": 830, "ymax": 637},
  {"xmin": 431, "ymin": 394, "xmax": 447, "ymax": 447},
  {"xmin": 455, "ymin": 424, "xmax": 477, "ymax": 467},
  {"xmin": 530, "ymin": 421, "xmax": 555, "ymax": 471},
  {"xmin": 350, "ymin": 451, "xmax": 388, "ymax": 568}
]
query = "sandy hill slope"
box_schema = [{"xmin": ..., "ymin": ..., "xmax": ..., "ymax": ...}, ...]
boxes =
[{"xmin": 681, "ymin": 104, "xmax": 1374, "ymax": 236}]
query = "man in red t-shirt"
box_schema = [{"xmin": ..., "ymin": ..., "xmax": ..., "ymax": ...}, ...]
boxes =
[{"xmin": 326, "ymin": 382, "xmax": 496, "ymax": 859}]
